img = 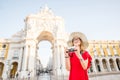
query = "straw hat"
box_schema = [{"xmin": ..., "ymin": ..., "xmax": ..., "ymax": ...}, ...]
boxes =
[{"xmin": 67, "ymin": 32, "xmax": 89, "ymax": 49}]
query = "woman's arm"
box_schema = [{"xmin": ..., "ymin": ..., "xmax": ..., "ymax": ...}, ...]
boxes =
[
  {"xmin": 65, "ymin": 57, "xmax": 70, "ymax": 71},
  {"xmin": 64, "ymin": 48, "xmax": 71, "ymax": 71},
  {"xmin": 74, "ymin": 46, "xmax": 89, "ymax": 70},
  {"xmin": 75, "ymin": 51, "xmax": 88, "ymax": 70},
  {"xmin": 78, "ymin": 54, "xmax": 88, "ymax": 70}
]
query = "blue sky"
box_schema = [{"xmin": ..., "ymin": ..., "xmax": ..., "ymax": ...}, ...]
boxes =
[
  {"xmin": 38, "ymin": 41, "xmax": 52, "ymax": 67},
  {"xmin": 0, "ymin": 0, "xmax": 120, "ymax": 40},
  {"xmin": 0, "ymin": 0, "xmax": 120, "ymax": 67}
]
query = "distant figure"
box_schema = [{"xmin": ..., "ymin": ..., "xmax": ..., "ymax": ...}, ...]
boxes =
[
  {"xmin": 28, "ymin": 71, "xmax": 32, "ymax": 80},
  {"xmin": 15, "ymin": 72, "xmax": 19, "ymax": 80}
]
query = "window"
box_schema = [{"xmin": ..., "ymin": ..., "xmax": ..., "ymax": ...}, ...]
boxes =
[
  {"xmin": 0, "ymin": 50, "xmax": 5, "ymax": 57},
  {"xmin": 2, "ymin": 44, "xmax": 6, "ymax": 48}
]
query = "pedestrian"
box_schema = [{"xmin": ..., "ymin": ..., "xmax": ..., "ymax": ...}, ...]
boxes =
[
  {"xmin": 15, "ymin": 72, "xmax": 19, "ymax": 80},
  {"xmin": 65, "ymin": 32, "xmax": 92, "ymax": 80},
  {"xmin": 28, "ymin": 71, "xmax": 32, "ymax": 80}
]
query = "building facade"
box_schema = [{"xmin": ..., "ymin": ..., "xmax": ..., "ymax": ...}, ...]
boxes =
[
  {"xmin": 0, "ymin": 6, "xmax": 120, "ymax": 80},
  {"xmin": 88, "ymin": 40, "xmax": 120, "ymax": 80}
]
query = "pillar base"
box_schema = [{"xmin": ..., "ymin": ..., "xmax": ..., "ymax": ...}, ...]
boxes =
[{"xmin": 19, "ymin": 70, "xmax": 29, "ymax": 78}]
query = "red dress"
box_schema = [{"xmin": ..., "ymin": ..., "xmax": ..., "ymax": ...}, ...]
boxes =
[{"xmin": 69, "ymin": 51, "xmax": 92, "ymax": 80}]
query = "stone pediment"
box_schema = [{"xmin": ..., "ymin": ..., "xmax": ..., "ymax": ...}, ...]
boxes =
[
  {"xmin": 26, "ymin": 5, "xmax": 55, "ymax": 20},
  {"xmin": 12, "ymin": 29, "xmax": 25, "ymax": 38},
  {"xmin": 37, "ymin": 5, "xmax": 54, "ymax": 18},
  {"xmin": 24, "ymin": 5, "xmax": 65, "ymax": 39}
]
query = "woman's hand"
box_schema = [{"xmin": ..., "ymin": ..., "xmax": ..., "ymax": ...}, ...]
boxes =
[
  {"xmin": 64, "ymin": 47, "xmax": 69, "ymax": 57},
  {"xmin": 74, "ymin": 46, "xmax": 81, "ymax": 57},
  {"xmin": 64, "ymin": 47, "xmax": 70, "ymax": 71}
]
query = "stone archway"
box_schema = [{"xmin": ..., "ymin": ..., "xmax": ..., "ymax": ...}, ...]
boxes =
[
  {"xmin": 36, "ymin": 31, "xmax": 54, "ymax": 74},
  {"xmin": 109, "ymin": 59, "xmax": 115, "ymax": 71},
  {"xmin": 0, "ymin": 62, "xmax": 4, "ymax": 78},
  {"xmin": 116, "ymin": 58, "xmax": 120, "ymax": 70},
  {"xmin": 37, "ymin": 31, "xmax": 54, "ymax": 43},
  {"xmin": 95, "ymin": 59, "xmax": 101, "ymax": 72},
  {"xmin": 10, "ymin": 62, "xmax": 18, "ymax": 78},
  {"xmin": 102, "ymin": 59, "xmax": 108, "ymax": 72},
  {"xmin": 36, "ymin": 31, "xmax": 66, "ymax": 76},
  {"xmin": 20, "ymin": 6, "xmax": 68, "ymax": 78}
]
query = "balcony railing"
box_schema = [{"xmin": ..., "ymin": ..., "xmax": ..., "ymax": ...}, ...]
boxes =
[{"xmin": 12, "ymin": 57, "xmax": 19, "ymax": 60}]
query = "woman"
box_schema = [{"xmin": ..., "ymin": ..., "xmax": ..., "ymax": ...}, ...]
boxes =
[{"xmin": 65, "ymin": 32, "xmax": 92, "ymax": 80}]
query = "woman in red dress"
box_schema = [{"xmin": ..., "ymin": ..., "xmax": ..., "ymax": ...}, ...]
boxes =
[{"xmin": 65, "ymin": 32, "xmax": 92, "ymax": 80}]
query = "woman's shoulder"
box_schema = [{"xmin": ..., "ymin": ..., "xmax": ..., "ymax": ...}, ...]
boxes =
[
  {"xmin": 83, "ymin": 50, "xmax": 89, "ymax": 54},
  {"xmin": 83, "ymin": 50, "xmax": 91, "ymax": 56},
  {"xmin": 82, "ymin": 50, "xmax": 92, "ymax": 61}
]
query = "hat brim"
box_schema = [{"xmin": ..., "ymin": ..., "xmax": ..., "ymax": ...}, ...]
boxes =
[{"xmin": 67, "ymin": 32, "xmax": 89, "ymax": 49}]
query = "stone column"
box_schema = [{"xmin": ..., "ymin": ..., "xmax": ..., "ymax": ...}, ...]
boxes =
[
  {"xmin": 20, "ymin": 45, "xmax": 28, "ymax": 78},
  {"xmin": 99, "ymin": 59, "xmax": 105, "ymax": 72},
  {"xmin": 2, "ymin": 60, "xmax": 11, "ymax": 79},
  {"xmin": 28, "ymin": 43, "xmax": 37, "ymax": 78},
  {"xmin": 26, "ymin": 45, "xmax": 30, "ymax": 71},
  {"xmin": 56, "ymin": 45, "xmax": 61, "ymax": 76},
  {"xmin": 92, "ymin": 60, "xmax": 97, "ymax": 73},
  {"xmin": 113, "ymin": 59, "xmax": 119, "ymax": 71},
  {"xmin": 59, "ymin": 45, "xmax": 67, "ymax": 77},
  {"xmin": 53, "ymin": 44, "xmax": 61, "ymax": 76},
  {"xmin": 23, "ymin": 45, "xmax": 28, "ymax": 71},
  {"xmin": 106, "ymin": 59, "xmax": 111, "ymax": 72},
  {"xmin": 52, "ymin": 46, "xmax": 56, "ymax": 75},
  {"xmin": 18, "ymin": 47, "xmax": 24, "ymax": 72},
  {"xmin": 18, "ymin": 46, "xmax": 25, "ymax": 78}
]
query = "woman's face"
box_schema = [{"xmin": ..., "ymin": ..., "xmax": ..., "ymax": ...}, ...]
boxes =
[{"xmin": 72, "ymin": 37, "xmax": 81, "ymax": 46}]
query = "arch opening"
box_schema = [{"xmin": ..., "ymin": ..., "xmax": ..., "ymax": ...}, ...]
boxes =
[
  {"xmin": 10, "ymin": 62, "xmax": 18, "ymax": 78},
  {"xmin": 0, "ymin": 62, "xmax": 4, "ymax": 78},
  {"xmin": 102, "ymin": 59, "xmax": 108, "ymax": 72},
  {"xmin": 36, "ymin": 31, "xmax": 54, "ymax": 74},
  {"xmin": 109, "ymin": 59, "xmax": 115, "ymax": 71},
  {"xmin": 95, "ymin": 59, "xmax": 101, "ymax": 72},
  {"xmin": 116, "ymin": 58, "xmax": 120, "ymax": 71}
]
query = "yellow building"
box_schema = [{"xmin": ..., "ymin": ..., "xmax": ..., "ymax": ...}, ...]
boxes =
[
  {"xmin": 88, "ymin": 40, "xmax": 120, "ymax": 79},
  {"xmin": 0, "ymin": 42, "xmax": 9, "ymax": 78}
]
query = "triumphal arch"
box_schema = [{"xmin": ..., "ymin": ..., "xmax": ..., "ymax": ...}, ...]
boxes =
[
  {"xmin": 22, "ymin": 6, "xmax": 68, "ymax": 77},
  {"xmin": 20, "ymin": 6, "xmax": 69, "ymax": 78},
  {"xmin": 0, "ymin": 6, "xmax": 68, "ymax": 79}
]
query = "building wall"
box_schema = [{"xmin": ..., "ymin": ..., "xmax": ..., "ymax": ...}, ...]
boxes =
[
  {"xmin": 88, "ymin": 40, "xmax": 120, "ymax": 80},
  {"xmin": 0, "ymin": 40, "xmax": 120, "ymax": 79}
]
